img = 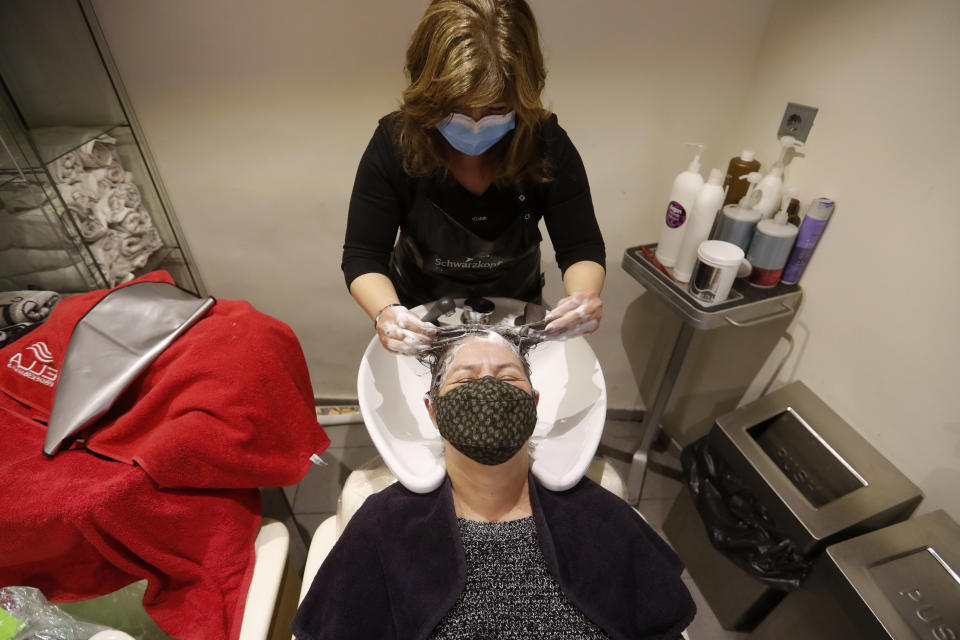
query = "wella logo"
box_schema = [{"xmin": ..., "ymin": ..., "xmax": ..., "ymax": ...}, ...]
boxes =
[{"xmin": 7, "ymin": 341, "xmax": 59, "ymax": 387}]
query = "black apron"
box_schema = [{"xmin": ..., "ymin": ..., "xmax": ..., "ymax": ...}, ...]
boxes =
[{"xmin": 389, "ymin": 181, "xmax": 544, "ymax": 307}]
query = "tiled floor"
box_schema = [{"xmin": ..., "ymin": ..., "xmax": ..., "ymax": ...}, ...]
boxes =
[{"xmin": 284, "ymin": 415, "xmax": 747, "ymax": 640}]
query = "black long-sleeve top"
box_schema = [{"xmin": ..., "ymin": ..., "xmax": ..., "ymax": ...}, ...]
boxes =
[{"xmin": 341, "ymin": 112, "xmax": 605, "ymax": 288}]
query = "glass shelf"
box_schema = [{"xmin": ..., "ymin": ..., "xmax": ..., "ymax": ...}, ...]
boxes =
[
  {"xmin": 1, "ymin": 123, "xmax": 124, "ymax": 187},
  {"xmin": 0, "ymin": 112, "xmax": 37, "ymax": 175},
  {"xmin": 137, "ymin": 245, "xmax": 176, "ymax": 275},
  {"xmin": 135, "ymin": 246, "xmax": 199, "ymax": 293},
  {"xmin": 0, "ymin": 169, "xmax": 43, "ymax": 191},
  {"xmin": 0, "ymin": 0, "xmax": 203, "ymax": 297},
  {"xmin": 28, "ymin": 124, "xmax": 125, "ymax": 165}
]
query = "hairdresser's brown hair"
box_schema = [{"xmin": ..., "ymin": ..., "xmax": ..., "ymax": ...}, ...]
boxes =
[{"xmin": 399, "ymin": 0, "xmax": 551, "ymax": 187}]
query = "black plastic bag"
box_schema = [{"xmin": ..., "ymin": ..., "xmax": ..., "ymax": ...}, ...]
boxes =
[{"xmin": 681, "ymin": 437, "xmax": 811, "ymax": 591}]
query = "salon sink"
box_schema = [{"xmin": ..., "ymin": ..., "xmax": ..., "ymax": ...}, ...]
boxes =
[{"xmin": 358, "ymin": 297, "xmax": 607, "ymax": 494}]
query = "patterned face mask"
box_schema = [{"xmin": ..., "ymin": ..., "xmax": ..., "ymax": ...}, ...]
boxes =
[{"xmin": 434, "ymin": 375, "xmax": 537, "ymax": 466}]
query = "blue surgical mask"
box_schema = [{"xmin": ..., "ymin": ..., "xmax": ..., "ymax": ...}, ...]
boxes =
[{"xmin": 436, "ymin": 111, "xmax": 516, "ymax": 156}]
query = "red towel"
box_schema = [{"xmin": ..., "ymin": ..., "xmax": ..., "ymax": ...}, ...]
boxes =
[
  {"xmin": 0, "ymin": 271, "xmax": 330, "ymax": 639},
  {"xmin": 0, "ymin": 401, "xmax": 261, "ymax": 639},
  {"xmin": 0, "ymin": 271, "xmax": 329, "ymax": 488}
]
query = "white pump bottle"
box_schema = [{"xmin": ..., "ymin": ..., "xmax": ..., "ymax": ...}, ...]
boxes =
[
  {"xmin": 755, "ymin": 136, "xmax": 804, "ymax": 218},
  {"xmin": 754, "ymin": 167, "xmax": 783, "ymax": 219},
  {"xmin": 674, "ymin": 168, "xmax": 726, "ymax": 283},
  {"xmin": 656, "ymin": 143, "xmax": 705, "ymax": 267}
]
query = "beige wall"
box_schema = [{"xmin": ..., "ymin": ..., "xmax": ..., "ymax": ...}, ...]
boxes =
[
  {"xmin": 533, "ymin": 0, "xmax": 775, "ymax": 406},
  {"xmin": 89, "ymin": 0, "xmax": 773, "ymax": 403},
  {"xmin": 89, "ymin": 0, "xmax": 424, "ymax": 401},
  {"xmin": 89, "ymin": 0, "xmax": 959, "ymax": 518},
  {"xmin": 719, "ymin": 0, "xmax": 960, "ymax": 519}
]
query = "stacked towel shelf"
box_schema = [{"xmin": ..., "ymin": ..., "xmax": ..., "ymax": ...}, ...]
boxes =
[{"xmin": 0, "ymin": 0, "xmax": 202, "ymax": 297}]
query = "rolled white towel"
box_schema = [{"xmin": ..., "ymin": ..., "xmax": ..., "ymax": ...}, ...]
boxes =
[
  {"xmin": 48, "ymin": 151, "xmax": 84, "ymax": 184},
  {"xmin": 90, "ymin": 228, "xmax": 162, "ymax": 286},
  {"xmin": 94, "ymin": 187, "xmax": 134, "ymax": 226},
  {"xmin": 117, "ymin": 227, "xmax": 162, "ymax": 258},
  {"xmin": 104, "ymin": 159, "xmax": 126, "ymax": 184},
  {"xmin": 117, "ymin": 207, "xmax": 154, "ymax": 235},
  {"xmin": 66, "ymin": 203, "xmax": 108, "ymax": 242},
  {"xmin": 0, "ymin": 290, "xmax": 62, "ymax": 324},
  {"xmin": 88, "ymin": 232, "xmax": 122, "ymax": 285},
  {"xmin": 58, "ymin": 181, "xmax": 98, "ymax": 210},
  {"xmin": 115, "ymin": 181, "xmax": 142, "ymax": 209},
  {"xmin": 80, "ymin": 168, "xmax": 113, "ymax": 200},
  {"xmin": 112, "ymin": 247, "xmax": 152, "ymax": 282},
  {"xmin": 76, "ymin": 134, "xmax": 118, "ymax": 168}
]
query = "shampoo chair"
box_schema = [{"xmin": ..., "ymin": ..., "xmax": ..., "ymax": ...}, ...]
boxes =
[
  {"xmin": 297, "ymin": 465, "xmax": 690, "ymax": 640},
  {"xmin": 297, "ymin": 301, "xmax": 690, "ymax": 638},
  {"xmin": 298, "ymin": 459, "xmax": 627, "ymax": 606},
  {"xmin": 303, "ymin": 296, "xmax": 613, "ymax": 598}
]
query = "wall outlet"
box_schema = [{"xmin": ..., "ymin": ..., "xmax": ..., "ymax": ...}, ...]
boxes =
[{"xmin": 777, "ymin": 103, "xmax": 818, "ymax": 142}]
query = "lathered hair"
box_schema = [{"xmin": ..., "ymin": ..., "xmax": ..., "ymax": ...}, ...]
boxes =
[{"xmin": 418, "ymin": 324, "xmax": 542, "ymax": 403}]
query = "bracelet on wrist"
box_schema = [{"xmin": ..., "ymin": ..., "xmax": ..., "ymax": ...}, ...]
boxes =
[{"xmin": 374, "ymin": 303, "xmax": 403, "ymax": 328}]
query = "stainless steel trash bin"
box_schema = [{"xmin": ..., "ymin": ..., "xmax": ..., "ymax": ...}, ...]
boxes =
[
  {"xmin": 663, "ymin": 381, "xmax": 923, "ymax": 631},
  {"xmin": 749, "ymin": 510, "xmax": 960, "ymax": 640},
  {"xmin": 710, "ymin": 381, "xmax": 923, "ymax": 555}
]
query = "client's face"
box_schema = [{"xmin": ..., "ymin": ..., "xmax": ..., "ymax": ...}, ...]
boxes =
[
  {"xmin": 438, "ymin": 338, "xmax": 532, "ymax": 397},
  {"xmin": 429, "ymin": 336, "xmax": 538, "ymax": 467}
]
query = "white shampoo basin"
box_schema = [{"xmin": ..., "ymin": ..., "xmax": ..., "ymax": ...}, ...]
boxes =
[{"xmin": 357, "ymin": 298, "xmax": 606, "ymax": 493}]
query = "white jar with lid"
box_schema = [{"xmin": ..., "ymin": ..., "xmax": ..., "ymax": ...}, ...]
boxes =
[{"xmin": 689, "ymin": 240, "xmax": 744, "ymax": 303}]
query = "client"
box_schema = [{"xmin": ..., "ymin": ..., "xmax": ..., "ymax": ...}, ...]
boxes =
[{"xmin": 293, "ymin": 329, "xmax": 695, "ymax": 639}]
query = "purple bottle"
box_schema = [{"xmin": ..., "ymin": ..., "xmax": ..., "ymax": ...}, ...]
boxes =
[{"xmin": 781, "ymin": 198, "xmax": 835, "ymax": 285}]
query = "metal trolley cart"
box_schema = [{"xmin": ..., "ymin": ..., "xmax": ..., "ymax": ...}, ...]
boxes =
[{"xmin": 621, "ymin": 244, "xmax": 802, "ymax": 503}]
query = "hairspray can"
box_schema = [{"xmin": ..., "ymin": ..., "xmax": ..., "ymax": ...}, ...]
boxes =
[
  {"xmin": 780, "ymin": 198, "xmax": 835, "ymax": 285},
  {"xmin": 745, "ymin": 212, "xmax": 798, "ymax": 287}
]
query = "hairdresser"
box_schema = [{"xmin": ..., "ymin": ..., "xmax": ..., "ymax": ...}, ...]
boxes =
[{"xmin": 342, "ymin": 0, "xmax": 606, "ymax": 355}]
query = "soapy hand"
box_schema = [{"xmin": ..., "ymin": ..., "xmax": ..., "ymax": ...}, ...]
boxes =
[
  {"xmin": 375, "ymin": 304, "xmax": 437, "ymax": 355},
  {"xmin": 544, "ymin": 290, "xmax": 602, "ymax": 340}
]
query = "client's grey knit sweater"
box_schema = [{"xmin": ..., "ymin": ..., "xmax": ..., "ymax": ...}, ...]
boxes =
[{"xmin": 429, "ymin": 516, "xmax": 611, "ymax": 639}]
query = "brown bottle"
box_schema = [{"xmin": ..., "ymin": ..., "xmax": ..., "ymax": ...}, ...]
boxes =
[
  {"xmin": 722, "ymin": 150, "xmax": 761, "ymax": 206},
  {"xmin": 786, "ymin": 198, "xmax": 801, "ymax": 227}
]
